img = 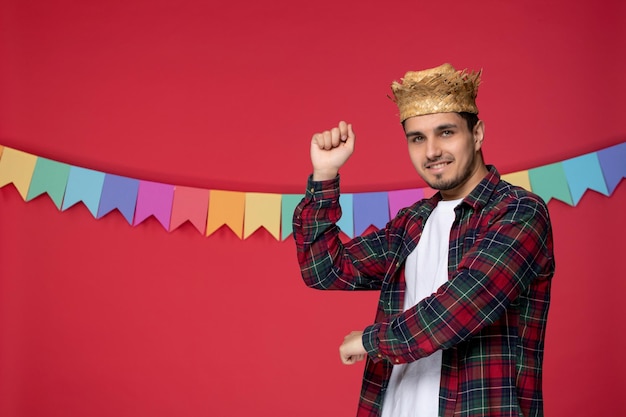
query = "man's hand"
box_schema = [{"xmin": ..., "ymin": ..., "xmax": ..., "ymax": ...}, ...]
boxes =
[
  {"xmin": 310, "ymin": 121, "xmax": 355, "ymax": 181},
  {"xmin": 339, "ymin": 330, "xmax": 366, "ymax": 365}
]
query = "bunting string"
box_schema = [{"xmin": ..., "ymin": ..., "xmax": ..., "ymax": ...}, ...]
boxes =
[{"xmin": 0, "ymin": 142, "xmax": 624, "ymax": 240}]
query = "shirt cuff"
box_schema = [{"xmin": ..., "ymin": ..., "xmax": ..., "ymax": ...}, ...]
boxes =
[
  {"xmin": 362, "ymin": 323, "xmax": 384, "ymax": 363},
  {"xmin": 305, "ymin": 174, "xmax": 340, "ymax": 202}
]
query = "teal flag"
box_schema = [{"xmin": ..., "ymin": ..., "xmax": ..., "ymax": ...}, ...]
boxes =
[
  {"xmin": 26, "ymin": 158, "xmax": 71, "ymax": 209},
  {"xmin": 281, "ymin": 194, "xmax": 304, "ymax": 241},
  {"xmin": 528, "ymin": 162, "xmax": 573, "ymax": 205}
]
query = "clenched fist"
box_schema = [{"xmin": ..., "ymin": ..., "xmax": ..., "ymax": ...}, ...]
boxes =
[
  {"xmin": 310, "ymin": 121, "xmax": 355, "ymax": 181},
  {"xmin": 339, "ymin": 330, "xmax": 366, "ymax": 365}
]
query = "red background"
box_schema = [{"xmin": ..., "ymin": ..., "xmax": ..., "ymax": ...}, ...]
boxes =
[{"xmin": 1, "ymin": 0, "xmax": 625, "ymax": 416}]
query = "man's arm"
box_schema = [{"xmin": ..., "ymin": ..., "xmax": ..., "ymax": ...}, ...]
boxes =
[
  {"xmin": 360, "ymin": 195, "xmax": 554, "ymax": 363},
  {"xmin": 293, "ymin": 121, "xmax": 391, "ymax": 291}
]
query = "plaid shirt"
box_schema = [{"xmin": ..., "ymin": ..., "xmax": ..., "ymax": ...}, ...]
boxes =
[{"xmin": 293, "ymin": 166, "xmax": 555, "ymax": 417}]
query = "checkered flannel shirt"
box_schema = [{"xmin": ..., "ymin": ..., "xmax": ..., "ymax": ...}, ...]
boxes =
[{"xmin": 293, "ymin": 166, "xmax": 555, "ymax": 417}]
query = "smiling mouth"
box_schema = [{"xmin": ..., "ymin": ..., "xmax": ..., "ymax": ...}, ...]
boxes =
[{"xmin": 426, "ymin": 161, "xmax": 452, "ymax": 170}]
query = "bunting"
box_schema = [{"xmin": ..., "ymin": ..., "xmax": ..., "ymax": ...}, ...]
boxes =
[
  {"xmin": 62, "ymin": 167, "xmax": 106, "ymax": 216},
  {"xmin": 281, "ymin": 194, "xmax": 304, "ymax": 240},
  {"xmin": 97, "ymin": 174, "xmax": 139, "ymax": 224},
  {"xmin": 206, "ymin": 190, "xmax": 245, "ymax": 238},
  {"xmin": 0, "ymin": 148, "xmax": 37, "ymax": 199},
  {"xmin": 337, "ymin": 194, "xmax": 354, "ymax": 238},
  {"xmin": 0, "ymin": 141, "xmax": 624, "ymax": 240},
  {"xmin": 244, "ymin": 193, "xmax": 281, "ymax": 240},
  {"xmin": 27, "ymin": 158, "xmax": 71, "ymax": 209},
  {"xmin": 170, "ymin": 186, "xmax": 210, "ymax": 234},
  {"xmin": 133, "ymin": 181, "xmax": 175, "ymax": 229},
  {"xmin": 353, "ymin": 192, "xmax": 389, "ymax": 236}
]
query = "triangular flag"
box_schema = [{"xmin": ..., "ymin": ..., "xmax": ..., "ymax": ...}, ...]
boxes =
[
  {"xmin": 337, "ymin": 194, "xmax": 354, "ymax": 238},
  {"xmin": 170, "ymin": 186, "xmax": 210, "ymax": 234},
  {"xmin": 26, "ymin": 158, "xmax": 71, "ymax": 209},
  {"xmin": 61, "ymin": 166, "xmax": 106, "ymax": 216},
  {"xmin": 244, "ymin": 193, "xmax": 281, "ymax": 240},
  {"xmin": 0, "ymin": 147, "xmax": 38, "ymax": 200},
  {"xmin": 562, "ymin": 153, "xmax": 609, "ymax": 205},
  {"xmin": 597, "ymin": 142, "xmax": 626, "ymax": 195},
  {"xmin": 280, "ymin": 194, "xmax": 304, "ymax": 240},
  {"xmin": 133, "ymin": 181, "xmax": 175, "ymax": 230},
  {"xmin": 206, "ymin": 190, "xmax": 245, "ymax": 238},
  {"xmin": 528, "ymin": 162, "xmax": 573, "ymax": 205},
  {"xmin": 388, "ymin": 188, "xmax": 424, "ymax": 218},
  {"xmin": 502, "ymin": 170, "xmax": 531, "ymax": 191},
  {"xmin": 97, "ymin": 174, "xmax": 140, "ymax": 224},
  {"xmin": 353, "ymin": 192, "xmax": 390, "ymax": 236}
]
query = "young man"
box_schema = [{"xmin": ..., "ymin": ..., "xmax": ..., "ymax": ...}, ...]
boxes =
[{"xmin": 293, "ymin": 63, "xmax": 555, "ymax": 417}]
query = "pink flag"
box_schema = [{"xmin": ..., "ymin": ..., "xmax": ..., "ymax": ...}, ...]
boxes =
[
  {"xmin": 133, "ymin": 181, "xmax": 175, "ymax": 230},
  {"xmin": 170, "ymin": 186, "xmax": 210, "ymax": 234}
]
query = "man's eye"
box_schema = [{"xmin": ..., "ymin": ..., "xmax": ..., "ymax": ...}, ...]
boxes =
[
  {"xmin": 412, "ymin": 136, "xmax": 425, "ymax": 143},
  {"xmin": 442, "ymin": 130, "xmax": 453, "ymax": 137}
]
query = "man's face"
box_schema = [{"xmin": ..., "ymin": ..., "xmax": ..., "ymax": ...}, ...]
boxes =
[{"xmin": 403, "ymin": 112, "xmax": 486, "ymax": 200}]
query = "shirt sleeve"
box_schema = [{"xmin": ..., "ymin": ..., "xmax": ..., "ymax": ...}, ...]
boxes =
[
  {"xmin": 293, "ymin": 174, "xmax": 390, "ymax": 291},
  {"xmin": 362, "ymin": 194, "xmax": 554, "ymax": 363}
]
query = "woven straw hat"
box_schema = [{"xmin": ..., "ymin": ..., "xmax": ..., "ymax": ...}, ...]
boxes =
[{"xmin": 390, "ymin": 63, "xmax": 481, "ymax": 122}]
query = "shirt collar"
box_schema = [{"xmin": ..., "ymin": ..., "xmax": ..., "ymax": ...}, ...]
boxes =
[
  {"xmin": 461, "ymin": 165, "xmax": 501, "ymax": 211},
  {"xmin": 425, "ymin": 165, "xmax": 500, "ymax": 211}
]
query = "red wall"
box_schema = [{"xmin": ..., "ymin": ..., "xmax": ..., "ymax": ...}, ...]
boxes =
[{"xmin": 1, "ymin": 0, "xmax": 625, "ymax": 416}]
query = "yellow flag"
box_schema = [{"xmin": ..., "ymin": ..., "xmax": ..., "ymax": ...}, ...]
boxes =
[
  {"xmin": 0, "ymin": 147, "xmax": 38, "ymax": 200},
  {"xmin": 502, "ymin": 170, "xmax": 531, "ymax": 191},
  {"xmin": 244, "ymin": 193, "xmax": 281, "ymax": 240}
]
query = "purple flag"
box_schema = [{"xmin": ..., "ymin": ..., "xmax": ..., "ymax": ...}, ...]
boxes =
[
  {"xmin": 97, "ymin": 174, "xmax": 140, "ymax": 224},
  {"xmin": 597, "ymin": 142, "xmax": 626, "ymax": 195},
  {"xmin": 353, "ymin": 192, "xmax": 389, "ymax": 236}
]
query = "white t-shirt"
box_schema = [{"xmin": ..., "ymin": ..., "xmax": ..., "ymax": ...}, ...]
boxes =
[{"xmin": 381, "ymin": 198, "xmax": 462, "ymax": 417}]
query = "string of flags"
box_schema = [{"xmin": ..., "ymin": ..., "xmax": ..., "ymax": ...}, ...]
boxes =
[{"xmin": 0, "ymin": 142, "xmax": 624, "ymax": 241}]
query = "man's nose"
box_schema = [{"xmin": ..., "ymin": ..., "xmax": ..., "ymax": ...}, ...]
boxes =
[{"xmin": 425, "ymin": 138, "xmax": 442, "ymax": 159}]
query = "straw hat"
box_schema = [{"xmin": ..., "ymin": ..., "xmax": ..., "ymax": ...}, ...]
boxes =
[{"xmin": 390, "ymin": 63, "xmax": 481, "ymax": 122}]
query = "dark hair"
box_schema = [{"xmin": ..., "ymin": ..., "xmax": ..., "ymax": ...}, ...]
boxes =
[
  {"xmin": 458, "ymin": 112, "xmax": 480, "ymax": 132},
  {"xmin": 401, "ymin": 112, "xmax": 480, "ymax": 132}
]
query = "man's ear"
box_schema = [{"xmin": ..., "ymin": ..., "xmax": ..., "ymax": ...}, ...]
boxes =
[{"xmin": 473, "ymin": 120, "xmax": 485, "ymax": 151}]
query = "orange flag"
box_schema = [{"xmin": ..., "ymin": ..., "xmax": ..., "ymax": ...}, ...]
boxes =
[{"xmin": 206, "ymin": 190, "xmax": 245, "ymax": 238}]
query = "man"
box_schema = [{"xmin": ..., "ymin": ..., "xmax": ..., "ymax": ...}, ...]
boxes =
[{"xmin": 293, "ymin": 63, "xmax": 555, "ymax": 417}]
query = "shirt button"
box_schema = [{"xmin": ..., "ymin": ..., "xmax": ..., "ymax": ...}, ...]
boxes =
[
  {"xmin": 395, "ymin": 359, "xmax": 400, "ymax": 363},
  {"xmin": 377, "ymin": 354, "xmax": 382, "ymax": 358},
  {"xmin": 310, "ymin": 188, "xmax": 315, "ymax": 193}
]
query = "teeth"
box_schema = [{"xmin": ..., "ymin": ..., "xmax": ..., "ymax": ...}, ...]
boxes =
[{"xmin": 430, "ymin": 163, "xmax": 447, "ymax": 169}]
